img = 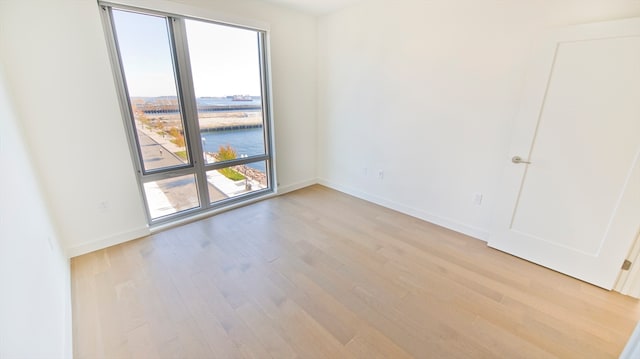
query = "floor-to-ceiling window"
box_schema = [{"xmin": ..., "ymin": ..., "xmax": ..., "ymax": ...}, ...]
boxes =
[{"xmin": 101, "ymin": 4, "xmax": 274, "ymax": 224}]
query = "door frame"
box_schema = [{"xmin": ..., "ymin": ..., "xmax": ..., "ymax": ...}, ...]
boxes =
[{"xmin": 615, "ymin": 231, "xmax": 640, "ymax": 298}]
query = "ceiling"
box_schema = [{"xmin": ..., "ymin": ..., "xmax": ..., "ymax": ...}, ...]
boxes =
[{"xmin": 258, "ymin": 0, "xmax": 365, "ymax": 15}]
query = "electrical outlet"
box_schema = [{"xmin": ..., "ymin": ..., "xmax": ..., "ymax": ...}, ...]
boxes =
[
  {"xmin": 99, "ymin": 201, "xmax": 109, "ymax": 211},
  {"xmin": 378, "ymin": 170, "xmax": 384, "ymax": 180},
  {"xmin": 473, "ymin": 193, "xmax": 483, "ymax": 206}
]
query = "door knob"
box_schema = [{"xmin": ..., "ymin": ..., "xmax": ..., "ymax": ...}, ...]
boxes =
[{"xmin": 512, "ymin": 156, "xmax": 531, "ymax": 164}]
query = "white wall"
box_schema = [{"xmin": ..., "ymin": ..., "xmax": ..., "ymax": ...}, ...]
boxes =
[
  {"xmin": 317, "ymin": 0, "xmax": 640, "ymax": 240},
  {"xmin": 0, "ymin": 0, "xmax": 317, "ymax": 256},
  {"xmin": 0, "ymin": 0, "xmax": 150, "ymax": 256},
  {"xmin": 0, "ymin": 63, "xmax": 72, "ymax": 358}
]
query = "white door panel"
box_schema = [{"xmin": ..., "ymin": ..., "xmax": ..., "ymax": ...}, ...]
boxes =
[{"xmin": 490, "ymin": 18, "xmax": 640, "ymax": 289}]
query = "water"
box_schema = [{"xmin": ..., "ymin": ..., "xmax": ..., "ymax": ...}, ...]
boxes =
[{"xmin": 201, "ymin": 128, "xmax": 266, "ymax": 171}]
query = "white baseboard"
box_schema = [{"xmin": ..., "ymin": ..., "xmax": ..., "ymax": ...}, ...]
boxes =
[
  {"xmin": 277, "ymin": 178, "xmax": 318, "ymax": 195},
  {"xmin": 66, "ymin": 179, "xmax": 487, "ymax": 257},
  {"xmin": 64, "ymin": 180, "xmax": 317, "ymax": 258},
  {"xmin": 67, "ymin": 226, "xmax": 150, "ymax": 258},
  {"xmin": 317, "ymin": 178, "xmax": 489, "ymax": 242}
]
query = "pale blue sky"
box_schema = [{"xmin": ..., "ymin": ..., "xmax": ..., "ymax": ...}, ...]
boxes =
[{"xmin": 112, "ymin": 9, "xmax": 261, "ymax": 98}]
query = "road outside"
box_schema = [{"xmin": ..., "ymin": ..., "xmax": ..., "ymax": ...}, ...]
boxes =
[{"xmin": 137, "ymin": 131, "xmax": 227, "ymax": 218}]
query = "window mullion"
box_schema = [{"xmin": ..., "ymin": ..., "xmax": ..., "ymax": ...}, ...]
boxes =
[
  {"xmin": 257, "ymin": 32, "xmax": 275, "ymax": 189},
  {"xmin": 170, "ymin": 17, "xmax": 212, "ymax": 208},
  {"xmin": 140, "ymin": 166, "xmax": 199, "ymax": 182}
]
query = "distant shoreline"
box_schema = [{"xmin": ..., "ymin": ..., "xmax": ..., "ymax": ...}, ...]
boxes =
[
  {"xmin": 140, "ymin": 110, "xmax": 263, "ymax": 132},
  {"xmin": 200, "ymin": 123, "xmax": 263, "ymax": 132}
]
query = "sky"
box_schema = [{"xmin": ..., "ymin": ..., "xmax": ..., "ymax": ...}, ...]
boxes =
[{"xmin": 112, "ymin": 9, "xmax": 262, "ymax": 98}]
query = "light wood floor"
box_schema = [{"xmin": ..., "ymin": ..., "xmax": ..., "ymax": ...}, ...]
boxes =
[{"xmin": 72, "ymin": 185, "xmax": 640, "ymax": 358}]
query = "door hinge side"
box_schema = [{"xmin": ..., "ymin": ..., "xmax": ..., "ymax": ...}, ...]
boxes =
[{"xmin": 622, "ymin": 260, "xmax": 632, "ymax": 271}]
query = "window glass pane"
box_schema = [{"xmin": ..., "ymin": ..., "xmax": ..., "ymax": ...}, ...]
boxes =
[
  {"xmin": 106, "ymin": 6, "xmax": 274, "ymax": 224},
  {"xmin": 143, "ymin": 174, "xmax": 200, "ymax": 219},
  {"xmin": 207, "ymin": 161, "xmax": 268, "ymax": 203},
  {"xmin": 184, "ymin": 20, "xmax": 266, "ymax": 165},
  {"xmin": 112, "ymin": 10, "xmax": 190, "ymax": 172}
]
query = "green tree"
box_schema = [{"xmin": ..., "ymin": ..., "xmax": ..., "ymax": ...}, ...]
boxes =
[
  {"xmin": 215, "ymin": 144, "xmax": 237, "ymax": 161},
  {"xmin": 168, "ymin": 127, "xmax": 185, "ymax": 147},
  {"xmin": 215, "ymin": 145, "xmax": 245, "ymax": 181}
]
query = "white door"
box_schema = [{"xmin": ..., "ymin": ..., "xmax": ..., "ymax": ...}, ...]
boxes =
[{"xmin": 489, "ymin": 18, "xmax": 640, "ymax": 290}]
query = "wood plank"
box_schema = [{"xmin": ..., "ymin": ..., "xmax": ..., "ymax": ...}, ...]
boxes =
[{"xmin": 71, "ymin": 185, "xmax": 640, "ymax": 358}]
